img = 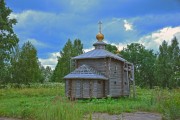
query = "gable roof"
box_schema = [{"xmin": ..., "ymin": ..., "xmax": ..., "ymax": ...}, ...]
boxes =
[
  {"xmin": 64, "ymin": 64, "xmax": 108, "ymax": 80},
  {"xmin": 73, "ymin": 49, "xmax": 125, "ymax": 61}
]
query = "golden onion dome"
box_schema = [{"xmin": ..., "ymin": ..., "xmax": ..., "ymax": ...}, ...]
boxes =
[{"xmin": 96, "ymin": 32, "xmax": 104, "ymax": 41}]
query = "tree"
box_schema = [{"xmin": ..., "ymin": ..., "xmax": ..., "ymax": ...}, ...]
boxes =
[
  {"xmin": 0, "ymin": 0, "xmax": 19, "ymax": 83},
  {"xmin": 51, "ymin": 39, "xmax": 83, "ymax": 82},
  {"xmin": 41, "ymin": 66, "xmax": 53, "ymax": 82},
  {"xmin": 156, "ymin": 38, "xmax": 180, "ymax": 88},
  {"xmin": 105, "ymin": 44, "xmax": 118, "ymax": 54},
  {"xmin": 120, "ymin": 43, "xmax": 156, "ymax": 88},
  {"xmin": 73, "ymin": 39, "xmax": 83, "ymax": 56},
  {"xmin": 168, "ymin": 37, "xmax": 180, "ymax": 87},
  {"xmin": 51, "ymin": 39, "xmax": 73, "ymax": 82},
  {"xmin": 10, "ymin": 44, "xmax": 20, "ymax": 83},
  {"xmin": 12, "ymin": 41, "xmax": 42, "ymax": 84}
]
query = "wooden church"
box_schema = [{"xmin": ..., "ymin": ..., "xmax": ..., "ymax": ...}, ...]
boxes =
[{"xmin": 64, "ymin": 22, "xmax": 134, "ymax": 99}]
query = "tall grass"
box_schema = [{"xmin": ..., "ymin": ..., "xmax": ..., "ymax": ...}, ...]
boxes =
[
  {"xmin": 152, "ymin": 88, "xmax": 180, "ymax": 120},
  {"xmin": 37, "ymin": 96, "xmax": 83, "ymax": 120},
  {"xmin": 0, "ymin": 83, "xmax": 179, "ymax": 120}
]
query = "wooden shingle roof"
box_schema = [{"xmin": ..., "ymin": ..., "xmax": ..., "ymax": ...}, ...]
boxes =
[
  {"xmin": 64, "ymin": 64, "xmax": 108, "ymax": 80},
  {"xmin": 73, "ymin": 49, "xmax": 125, "ymax": 61}
]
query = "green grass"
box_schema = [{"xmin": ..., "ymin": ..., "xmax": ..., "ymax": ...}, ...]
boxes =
[{"xmin": 0, "ymin": 83, "xmax": 179, "ymax": 120}]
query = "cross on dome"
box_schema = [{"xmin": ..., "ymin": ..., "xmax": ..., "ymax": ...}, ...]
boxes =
[
  {"xmin": 98, "ymin": 21, "xmax": 102, "ymax": 33},
  {"xmin": 96, "ymin": 21, "xmax": 104, "ymax": 41}
]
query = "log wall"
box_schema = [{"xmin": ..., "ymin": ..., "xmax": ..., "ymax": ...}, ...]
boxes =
[
  {"xmin": 65, "ymin": 79, "xmax": 105, "ymax": 98},
  {"xmin": 77, "ymin": 58, "xmax": 109, "ymax": 96},
  {"xmin": 108, "ymin": 59, "xmax": 130, "ymax": 97},
  {"xmin": 108, "ymin": 59, "xmax": 123, "ymax": 97},
  {"xmin": 65, "ymin": 58, "xmax": 130, "ymax": 99}
]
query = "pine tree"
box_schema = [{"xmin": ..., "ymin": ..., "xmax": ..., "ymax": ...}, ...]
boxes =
[
  {"xmin": 168, "ymin": 37, "xmax": 180, "ymax": 87},
  {"xmin": 51, "ymin": 39, "xmax": 83, "ymax": 82},
  {"xmin": 156, "ymin": 40, "xmax": 172, "ymax": 88},
  {"xmin": 10, "ymin": 45, "xmax": 21, "ymax": 83},
  {"xmin": 12, "ymin": 41, "xmax": 42, "ymax": 84},
  {"xmin": 0, "ymin": 0, "xmax": 19, "ymax": 83},
  {"xmin": 154, "ymin": 38, "xmax": 180, "ymax": 88},
  {"xmin": 73, "ymin": 39, "xmax": 83, "ymax": 56}
]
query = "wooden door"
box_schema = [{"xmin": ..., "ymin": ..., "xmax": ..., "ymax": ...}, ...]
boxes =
[
  {"xmin": 97, "ymin": 81, "xmax": 105, "ymax": 98},
  {"xmin": 68, "ymin": 80, "xmax": 72, "ymax": 98}
]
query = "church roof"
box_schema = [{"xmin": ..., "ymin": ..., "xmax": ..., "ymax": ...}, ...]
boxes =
[
  {"xmin": 73, "ymin": 49, "xmax": 125, "ymax": 61},
  {"xmin": 64, "ymin": 64, "xmax": 108, "ymax": 80}
]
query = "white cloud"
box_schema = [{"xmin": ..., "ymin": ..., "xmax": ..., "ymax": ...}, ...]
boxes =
[
  {"xmin": 9, "ymin": 13, "xmax": 17, "ymax": 19},
  {"xmin": 39, "ymin": 52, "xmax": 60, "ymax": 69},
  {"xmin": 105, "ymin": 41, "xmax": 128, "ymax": 51},
  {"xmin": 138, "ymin": 26, "xmax": 180, "ymax": 50},
  {"xmin": 98, "ymin": 18, "xmax": 139, "ymax": 45},
  {"xmin": 83, "ymin": 47, "xmax": 94, "ymax": 52},
  {"xmin": 26, "ymin": 38, "xmax": 48, "ymax": 48},
  {"xmin": 123, "ymin": 20, "xmax": 133, "ymax": 31},
  {"xmin": 104, "ymin": 26, "xmax": 180, "ymax": 52},
  {"xmin": 116, "ymin": 43, "xmax": 127, "ymax": 51},
  {"xmin": 10, "ymin": 10, "xmax": 83, "ymax": 31}
]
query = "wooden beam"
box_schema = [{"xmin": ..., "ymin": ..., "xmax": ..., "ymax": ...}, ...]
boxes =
[
  {"xmin": 132, "ymin": 65, "xmax": 136, "ymax": 99},
  {"xmin": 108, "ymin": 58, "xmax": 111, "ymax": 95},
  {"xmin": 122, "ymin": 62, "xmax": 125, "ymax": 96}
]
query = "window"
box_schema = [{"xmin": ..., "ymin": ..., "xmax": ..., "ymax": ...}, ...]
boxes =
[
  {"xmin": 114, "ymin": 81, "xmax": 116, "ymax": 84},
  {"xmin": 114, "ymin": 65, "xmax": 117, "ymax": 73},
  {"xmin": 98, "ymin": 81, "xmax": 101, "ymax": 84}
]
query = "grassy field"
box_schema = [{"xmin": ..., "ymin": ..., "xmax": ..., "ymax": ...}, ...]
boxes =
[{"xmin": 0, "ymin": 83, "xmax": 179, "ymax": 120}]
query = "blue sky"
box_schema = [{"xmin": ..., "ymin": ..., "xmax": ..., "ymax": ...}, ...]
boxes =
[{"xmin": 6, "ymin": 0, "xmax": 180, "ymax": 69}]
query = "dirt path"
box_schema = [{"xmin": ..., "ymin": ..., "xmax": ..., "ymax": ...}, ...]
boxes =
[
  {"xmin": 0, "ymin": 112, "xmax": 163, "ymax": 120},
  {"xmin": 85, "ymin": 112, "xmax": 162, "ymax": 120}
]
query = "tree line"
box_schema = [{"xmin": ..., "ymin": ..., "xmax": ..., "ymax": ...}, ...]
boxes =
[
  {"xmin": 120, "ymin": 38, "xmax": 180, "ymax": 88},
  {"xmin": 0, "ymin": 0, "xmax": 179, "ymax": 88}
]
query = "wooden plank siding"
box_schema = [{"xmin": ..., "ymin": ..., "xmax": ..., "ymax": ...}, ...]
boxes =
[
  {"xmin": 65, "ymin": 57, "xmax": 130, "ymax": 99},
  {"xmin": 65, "ymin": 79, "xmax": 105, "ymax": 98},
  {"xmin": 75, "ymin": 80, "xmax": 81, "ymax": 98},
  {"xmin": 123, "ymin": 70, "xmax": 129, "ymax": 95},
  {"xmin": 77, "ymin": 59, "xmax": 107, "ymax": 77},
  {"xmin": 65, "ymin": 80, "xmax": 69, "ymax": 97},
  {"xmin": 109, "ymin": 59, "xmax": 125, "ymax": 97},
  {"xmin": 77, "ymin": 58, "xmax": 108, "ymax": 97}
]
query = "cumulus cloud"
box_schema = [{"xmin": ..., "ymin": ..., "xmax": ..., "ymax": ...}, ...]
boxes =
[
  {"xmin": 83, "ymin": 47, "xmax": 94, "ymax": 52},
  {"xmin": 26, "ymin": 38, "xmax": 48, "ymax": 48},
  {"xmin": 10, "ymin": 10, "xmax": 80, "ymax": 30},
  {"xmin": 123, "ymin": 20, "xmax": 133, "ymax": 31},
  {"xmin": 131, "ymin": 13, "xmax": 180, "ymax": 34},
  {"xmin": 99, "ymin": 18, "xmax": 139, "ymax": 44},
  {"xmin": 138, "ymin": 26, "xmax": 180, "ymax": 50},
  {"xmin": 115, "ymin": 43, "xmax": 127, "ymax": 51},
  {"xmin": 104, "ymin": 26, "xmax": 180, "ymax": 52},
  {"xmin": 39, "ymin": 52, "xmax": 60, "ymax": 69}
]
